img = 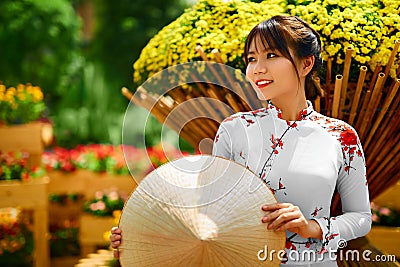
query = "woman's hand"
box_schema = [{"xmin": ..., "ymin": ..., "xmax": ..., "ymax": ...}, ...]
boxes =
[
  {"xmin": 261, "ymin": 203, "xmax": 322, "ymax": 240},
  {"xmin": 109, "ymin": 227, "xmax": 122, "ymax": 258}
]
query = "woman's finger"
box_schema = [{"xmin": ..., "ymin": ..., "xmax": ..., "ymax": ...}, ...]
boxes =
[
  {"xmin": 267, "ymin": 211, "xmax": 300, "ymax": 229},
  {"xmin": 113, "ymin": 249, "xmax": 119, "ymax": 259},
  {"xmin": 111, "ymin": 240, "xmax": 120, "ymax": 248},
  {"xmin": 262, "ymin": 206, "xmax": 295, "ymax": 223},
  {"xmin": 110, "ymin": 234, "xmax": 121, "ymax": 242},
  {"xmin": 261, "ymin": 203, "xmax": 290, "ymax": 211},
  {"xmin": 111, "ymin": 227, "xmax": 121, "ymax": 234}
]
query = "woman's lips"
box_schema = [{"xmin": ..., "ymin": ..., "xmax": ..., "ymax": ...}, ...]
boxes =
[{"xmin": 255, "ymin": 79, "xmax": 272, "ymax": 88}]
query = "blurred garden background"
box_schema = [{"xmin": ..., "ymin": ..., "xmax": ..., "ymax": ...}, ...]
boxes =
[{"xmin": 0, "ymin": 0, "xmax": 399, "ymax": 266}]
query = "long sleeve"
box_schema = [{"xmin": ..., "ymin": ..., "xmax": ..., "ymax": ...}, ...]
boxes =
[
  {"xmin": 314, "ymin": 126, "xmax": 371, "ymax": 252},
  {"xmin": 212, "ymin": 121, "xmax": 234, "ymax": 160}
]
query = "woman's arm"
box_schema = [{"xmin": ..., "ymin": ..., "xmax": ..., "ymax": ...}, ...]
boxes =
[{"xmin": 313, "ymin": 126, "xmax": 371, "ymax": 251}]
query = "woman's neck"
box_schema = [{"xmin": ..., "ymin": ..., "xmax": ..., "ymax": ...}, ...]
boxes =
[{"xmin": 271, "ymin": 95, "xmax": 308, "ymax": 121}]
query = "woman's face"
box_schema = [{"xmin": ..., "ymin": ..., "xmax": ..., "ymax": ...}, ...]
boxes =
[{"xmin": 245, "ymin": 35, "xmax": 301, "ymax": 101}]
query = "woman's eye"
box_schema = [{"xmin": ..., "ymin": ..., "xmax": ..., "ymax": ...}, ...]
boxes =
[
  {"xmin": 266, "ymin": 53, "xmax": 277, "ymax": 59},
  {"xmin": 247, "ymin": 57, "xmax": 256, "ymax": 62}
]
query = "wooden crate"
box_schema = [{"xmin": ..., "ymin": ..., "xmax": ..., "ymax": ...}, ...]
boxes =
[
  {"xmin": 81, "ymin": 170, "xmax": 137, "ymax": 198},
  {"xmin": 48, "ymin": 170, "xmax": 137, "ymax": 257},
  {"xmin": 0, "ymin": 122, "xmax": 53, "ymax": 166},
  {"xmin": 0, "ymin": 177, "xmax": 50, "ymax": 267},
  {"xmin": 48, "ymin": 170, "xmax": 137, "ymax": 198},
  {"xmin": 79, "ymin": 214, "xmax": 116, "ymax": 256},
  {"xmin": 48, "ymin": 170, "xmax": 87, "ymax": 195},
  {"xmin": 367, "ymin": 226, "xmax": 400, "ymax": 258}
]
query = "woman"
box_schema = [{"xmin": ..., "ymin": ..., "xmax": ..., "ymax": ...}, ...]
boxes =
[{"xmin": 110, "ymin": 15, "xmax": 371, "ymax": 266}]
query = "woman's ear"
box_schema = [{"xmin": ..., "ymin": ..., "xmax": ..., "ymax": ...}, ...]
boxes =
[{"xmin": 301, "ymin": 55, "xmax": 315, "ymax": 77}]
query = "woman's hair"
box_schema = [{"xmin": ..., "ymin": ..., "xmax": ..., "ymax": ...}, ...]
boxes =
[{"xmin": 244, "ymin": 15, "xmax": 323, "ymax": 100}]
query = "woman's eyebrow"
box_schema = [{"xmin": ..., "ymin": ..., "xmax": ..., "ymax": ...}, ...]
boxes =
[{"xmin": 248, "ymin": 48, "xmax": 270, "ymax": 55}]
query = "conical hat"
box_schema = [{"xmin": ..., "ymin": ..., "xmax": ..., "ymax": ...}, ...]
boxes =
[{"xmin": 118, "ymin": 155, "xmax": 285, "ymax": 266}]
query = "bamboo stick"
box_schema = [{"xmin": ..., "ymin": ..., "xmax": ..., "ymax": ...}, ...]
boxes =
[
  {"xmin": 314, "ymin": 97, "xmax": 320, "ymax": 113},
  {"xmin": 205, "ymin": 87, "xmax": 235, "ymax": 119},
  {"xmin": 357, "ymin": 67, "xmax": 382, "ymax": 131},
  {"xmin": 382, "ymin": 40, "xmax": 400, "ymax": 84},
  {"xmin": 338, "ymin": 47, "xmax": 353, "ymax": 119},
  {"xmin": 161, "ymin": 98, "xmax": 215, "ymax": 144},
  {"xmin": 355, "ymin": 90, "xmax": 371, "ymax": 131},
  {"xmin": 369, "ymin": 141, "xmax": 399, "ymax": 184},
  {"xmin": 212, "ymin": 49, "xmax": 250, "ymax": 110},
  {"xmin": 365, "ymin": 116, "xmax": 395, "ymax": 160},
  {"xmin": 167, "ymin": 103, "xmax": 212, "ymax": 146},
  {"xmin": 133, "ymin": 87, "xmax": 201, "ymax": 147},
  {"xmin": 364, "ymin": 79, "xmax": 400, "ymax": 149},
  {"xmin": 121, "ymin": 87, "xmax": 134, "ymax": 100},
  {"xmin": 325, "ymin": 58, "xmax": 333, "ymax": 116},
  {"xmin": 331, "ymin": 75, "xmax": 343, "ymax": 118},
  {"xmin": 225, "ymin": 94, "xmax": 241, "ymax": 113},
  {"xmin": 207, "ymin": 86, "xmax": 224, "ymax": 102},
  {"xmin": 196, "ymin": 45, "xmax": 226, "ymax": 94},
  {"xmin": 367, "ymin": 64, "xmax": 382, "ymax": 93},
  {"xmin": 212, "ymin": 49, "xmax": 224, "ymax": 64},
  {"xmin": 196, "ymin": 45, "xmax": 209, "ymax": 61},
  {"xmin": 181, "ymin": 95, "xmax": 220, "ymax": 135},
  {"xmin": 213, "ymin": 50, "xmax": 239, "ymax": 96},
  {"xmin": 367, "ymin": 103, "xmax": 400, "ymax": 162},
  {"xmin": 232, "ymin": 82, "xmax": 252, "ymax": 111},
  {"xmin": 370, "ymin": 153, "xmax": 399, "ymax": 199},
  {"xmin": 314, "ymin": 77, "xmax": 321, "ymax": 112},
  {"xmin": 196, "ymin": 97, "xmax": 226, "ymax": 123},
  {"xmin": 348, "ymin": 66, "xmax": 368, "ymax": 125},
  {"xmin": 356, "ymin": 65, "xmax": 383, "ymax": 130},
  {"xmin": 188, "ymin": 72, "xmax": 209, "ymax": 96},
  {"xmin": 358, "ymin": 73, "xmax": 385, "ymax": 141}
]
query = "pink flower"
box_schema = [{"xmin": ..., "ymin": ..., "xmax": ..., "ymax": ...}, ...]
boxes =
[
  {"xmin": 90, "ymin": 203, "xmax": 97, "ymax": 211},
  {"xmin": 95, "ymin": 191, "xmax": 104, "ymax": 200},
  {"xmin": 371, "ymin": 213, "xmax": 380, "ymax": 222},
  {"xmin": 370, "ymin": 202, "xmax": 378, "ymax": 211},
  {"xmin": 379, "ymin": 207, "xmax": 391, "ymax": 216},
  {"xmin": 108, "ymin": 191, "xmax": 119, "ymax": 201},
  {"xmin": 96, "ymin": 201, "xmax": 106, "ymax": 211}
]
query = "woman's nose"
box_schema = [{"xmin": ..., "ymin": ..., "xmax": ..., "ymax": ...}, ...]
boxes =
[{"xmin": 253, "ymin": 62, "xmax": 267, "ymax": 74}]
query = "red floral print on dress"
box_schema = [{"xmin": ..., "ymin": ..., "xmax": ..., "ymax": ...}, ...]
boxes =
[
  {"xmin": 339, "ymin": 129, "xmax": 358, "ymax": 146},
  {"xmin": 286, "ymin": 240, "xmax": 297, "ymax": 250},
  {"xmin": 271, "ymin": 134, "xmax": 284, "ymax": 154},
  {"xmin": 311, "ymin": 207, "xmax": 323, "ymax": 217},
  {"xmin": 309, "ymin": 115, "xmax": 365, "ymax": 175}
]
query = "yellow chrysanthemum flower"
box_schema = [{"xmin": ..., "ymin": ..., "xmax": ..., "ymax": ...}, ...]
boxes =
[
  {"xmin": 133, "ymin": 0, "xmax": 286, "ymax": 86},
  {"xmin": 133, "ymin": 0, "xmax": 398, "ymax": 87},
  {"xmin": 0, "ymin": 83, "xmax": 46, "ymax": 124}
]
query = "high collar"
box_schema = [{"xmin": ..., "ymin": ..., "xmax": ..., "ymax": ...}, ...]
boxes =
[{"xmin": 267, "ymin": 100, "xmax": 314, "ymax": 122}]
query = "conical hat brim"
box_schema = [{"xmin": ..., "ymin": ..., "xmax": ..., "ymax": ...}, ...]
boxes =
[{"xmin": 119, "ymin": 155, "xmax": 285, "ymax": 266}]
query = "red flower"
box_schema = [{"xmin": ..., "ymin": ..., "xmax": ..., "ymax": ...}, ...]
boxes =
[
  {"xmin": 339, "ymin": 129, "xmax": 358, "ymax": 146},
  {"xmin": 21, "ymin": 171, "xmax": 30, "ymax": 181}
]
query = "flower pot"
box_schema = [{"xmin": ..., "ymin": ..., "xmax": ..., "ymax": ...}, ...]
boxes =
[
  {"xmin": 367, "ymin": 226, "xmax": 400, "ymax": 258},
  {"xmin": 0, "ymin": 177, "xmax": 50, "ymax": 267}
]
